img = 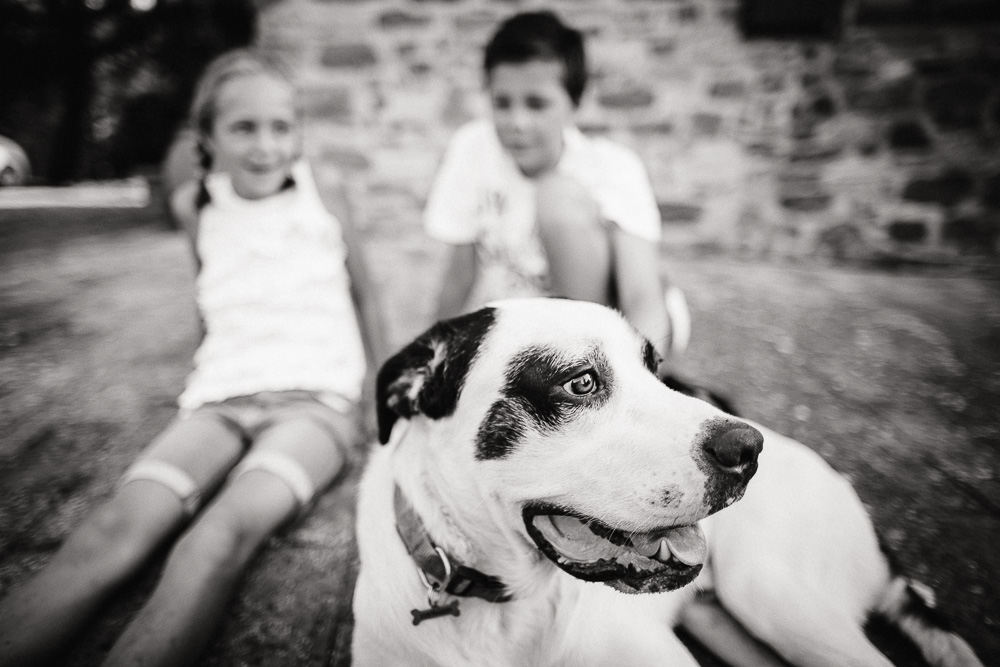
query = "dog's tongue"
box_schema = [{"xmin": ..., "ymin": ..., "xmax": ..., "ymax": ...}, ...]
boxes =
[
  {"xmin": 538, "ymin": 514, "xmax": 707, "ymax": 567},
  {"xmin": 630, "ymin": 525, "xmax": 706, "ymax": 566}
]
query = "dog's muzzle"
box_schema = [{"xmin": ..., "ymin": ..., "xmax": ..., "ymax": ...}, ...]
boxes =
[{"xmin": 523, "ymin": 506, "xmax": 707, "ymax": 594}]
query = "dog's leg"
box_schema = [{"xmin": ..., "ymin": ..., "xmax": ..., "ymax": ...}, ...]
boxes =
[
  {"xmin": 679, "ymin": 593, "xmax": 790, "ymax": 667},
  {"xmin": 719, "ymin": 572, "xmax": 894, "ymax": 667}
]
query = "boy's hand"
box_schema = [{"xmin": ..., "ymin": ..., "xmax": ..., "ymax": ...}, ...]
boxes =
[{"xmin": 664, "ymin": 285, "xmax": 691, "ymax": 358}]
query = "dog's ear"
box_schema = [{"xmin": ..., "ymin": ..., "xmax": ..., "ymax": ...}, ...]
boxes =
[{"xmin": 376, "ymin": 307, "xmax": 496, "ymax": 444}]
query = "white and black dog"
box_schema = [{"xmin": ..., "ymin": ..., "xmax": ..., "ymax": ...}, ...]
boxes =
[{"xmin": 351, "ymin": 298, "xmax": 982, "ymax": 667}]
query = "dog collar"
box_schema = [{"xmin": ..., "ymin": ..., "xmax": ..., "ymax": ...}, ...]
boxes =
[{"xmin": 394, "ymin": 484, "xmax": 512, "ymax": 622}]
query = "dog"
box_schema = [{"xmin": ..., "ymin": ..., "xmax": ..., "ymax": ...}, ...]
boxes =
[{"xmin": 351, "ymin": 298, "xmax": 982, "ymax": 667}]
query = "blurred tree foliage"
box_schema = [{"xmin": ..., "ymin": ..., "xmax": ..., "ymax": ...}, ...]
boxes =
[{"xmin": 0, "ymin": 0, "xmax": 258, "ymax": 183}]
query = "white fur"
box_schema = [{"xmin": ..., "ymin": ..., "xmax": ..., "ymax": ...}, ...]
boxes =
[{"xmin": 352, "ymin": 298, "xmax": 982, "ymax": 667}]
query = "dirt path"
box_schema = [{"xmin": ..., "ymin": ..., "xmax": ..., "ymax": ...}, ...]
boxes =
[{"xmin": 1, "ymin": 205, "xmax": 998, "ymax": 665}]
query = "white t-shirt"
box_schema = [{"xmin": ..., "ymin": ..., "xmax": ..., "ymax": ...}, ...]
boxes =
[
  {"xmin": 178, "ymin": 161, "xmax": 367, "ymax": 411},
  {"xmin": 424, "ymin": 118, "xmax": 661, "ymax": 308}
]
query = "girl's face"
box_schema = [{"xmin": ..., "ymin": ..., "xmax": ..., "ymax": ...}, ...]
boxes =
[
  {"xmin": 489, "ymin": 60, "xmax": 576, "ymax": 178},
  {"xmin": 205, "ymin": 73, "xmax": 300, "ymax": 200}
]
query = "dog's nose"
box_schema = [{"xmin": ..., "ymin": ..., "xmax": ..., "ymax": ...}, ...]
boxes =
[{"xmin": 703, "ymin": 423, "xmax": 763, "ymax": 481}]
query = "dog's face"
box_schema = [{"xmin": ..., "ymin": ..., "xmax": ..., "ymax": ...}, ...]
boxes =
[{"xmin": 378, "ymin": 299, "xmax": 762, "ymax": 595}]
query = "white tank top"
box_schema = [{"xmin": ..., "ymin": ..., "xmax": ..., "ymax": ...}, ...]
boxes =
[{"xmin": 178, "ymin": 161, "xmax": 366, "ymax": 411}]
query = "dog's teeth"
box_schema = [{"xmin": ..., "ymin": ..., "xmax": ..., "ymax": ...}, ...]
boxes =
[
  {"xmin": 663, "ymin": 525, "xmax": 707, "ymax": 567},
  {"xmin": 631, "ymin": 534, "xmax": 662, "ymax": 557},
  {"xmin": 656, "ymin": 539, "xmax": 671, "ymax": 562}
]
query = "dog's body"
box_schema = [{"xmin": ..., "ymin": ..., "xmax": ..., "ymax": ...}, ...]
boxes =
[{"xmin": 352, "ymin": 299, "xmax": 981, "ymax": 667}]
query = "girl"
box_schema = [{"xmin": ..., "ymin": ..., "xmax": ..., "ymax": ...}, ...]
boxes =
[{"xmin": 0, "ymin": 49, "xmax": 386, "ymax": 667}]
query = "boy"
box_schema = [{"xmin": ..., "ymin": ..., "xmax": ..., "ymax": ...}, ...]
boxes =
[{"xmin": 424, "ymin": 10, "xmax": 689, "ymax": 360}]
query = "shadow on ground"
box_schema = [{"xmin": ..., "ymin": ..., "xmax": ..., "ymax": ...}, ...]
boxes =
[{"xmin": 0, "ymin": 203, "xmax": 997, "ymax": 666}]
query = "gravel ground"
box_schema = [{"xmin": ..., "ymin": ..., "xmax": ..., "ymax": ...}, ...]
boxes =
[{"xmin": 1, "ymin": 203, "xmax": 998, "ymax": 666}]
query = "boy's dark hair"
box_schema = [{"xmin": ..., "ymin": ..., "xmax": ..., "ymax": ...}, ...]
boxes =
[{"xmin": 483, "ymin": 11, "xmax": 587, "ymax": 107}]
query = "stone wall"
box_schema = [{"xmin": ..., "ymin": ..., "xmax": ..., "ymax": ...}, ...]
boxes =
[{"xmin": 258, "ymin": 0, "xmax": 1000, "ymax": 262}]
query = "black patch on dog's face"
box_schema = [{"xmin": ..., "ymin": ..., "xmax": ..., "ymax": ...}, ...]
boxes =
[
  {"xmin": 475, "ymin": 344, "xmax": 613, "ymax": 460},
  {"xmin": 376, "ymin": 308, "xmax": 496, "ymax": 443},
  {"xmin": 692, "ymin": 417, "xmax": 758, "ymax": 513}
]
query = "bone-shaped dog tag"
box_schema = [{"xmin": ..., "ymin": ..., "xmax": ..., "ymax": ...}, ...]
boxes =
[{"xmin": 410, "ymin": 599, "xmax": 460, "ymax": 626}]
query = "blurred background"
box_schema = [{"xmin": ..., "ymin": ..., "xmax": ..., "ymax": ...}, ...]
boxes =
[
  {"xmin": 1, "ymin": 0, "xmax": 998, "ymax": 665},
  {"xmin": 3, "ymin": 0, "xmax": 1000, "ymax": 263}
]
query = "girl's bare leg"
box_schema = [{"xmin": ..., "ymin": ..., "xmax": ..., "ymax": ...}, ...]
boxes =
[
  {"xmin": 104, "ymin": 415, "xmax": 348, "ymax": 667},
  {"xmin": 0, "ymin": 483, "xmax": 185, "ymax": 667},
  {"xmin": 0, "ymin": 415, "xmax": 241, "ymax": 667}
]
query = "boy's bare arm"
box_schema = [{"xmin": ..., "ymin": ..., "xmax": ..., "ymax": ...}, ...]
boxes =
[
  {"xmin": 611, "ymin": 228, "xmax": 671, "ymax": 359},
  {"xmin": 435, "ymin": 243, "xmax": 477, "ymax": 321}
]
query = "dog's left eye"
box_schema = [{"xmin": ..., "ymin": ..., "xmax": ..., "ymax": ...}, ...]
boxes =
[{"xmin": 562, "ymin": 371, "xmax": 597, "ymax": 396}]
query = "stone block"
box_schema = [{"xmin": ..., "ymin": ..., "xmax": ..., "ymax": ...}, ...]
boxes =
[
  {"xmin": 942, "ymin": 216, "xmax": 1000, "ymax": 253},
  {"xmin": 676, "ymin": 5, "xmax": 700, "ymax": 22},
  {"xmin": 454, "ymin": 10, "xmax": 501, "ymax": 32},
  {"xmin": 925, "ymin": 78, "xmax": 990, "ymax": 130},
  {"xmin": 440, "ymin": 87, "xmax": 474, "ymax": 129},
  {"xmin": 378, "ymin": 10, "xmax": 432, "ymax": 29},
  {"xmin": 888, "ymin": 121, "xmax": 932, "ymax": 151},
  {"xmin": 982, "ymin": 173, "xmax": 1000, "ymax": 210},
  {"xmin": 811, "ymin": 94, "xmax": 836, "ymax": 118},
  {"xmin": 888, "ymin": 220, "xmax": 929, "ymax": 243},
  {"xmin": 632, "ymin": 121, "xmax": 674, "ymax": 135},
  {"xmin": 760, "ymin": 73, "xmax": 785, "ymax": 93},
  {"xmin": 815, "ymin": 223, "xmax": 867, "ymax": 260},
  {"xmin": 778, "ymin": 168, "xmax": 823, "ymax": 194},
  {"xmin": 802, "ymin": 72, "xmax": 823, "ymax": 88},
  {"xmin": 658, "ymin": 202, "xmax": 703, "ymax": 224},
  {"xmin": 319, "ymin": 146, "xmax": 370, "ymax": 172},
  {"xmin": 650, "ymin": 38, "xmax": 677, "ymax": 56},
  {"xmin": 597, "ymin": 88, "xmax": 656, "ymax": 109},
  {"xmin": 781, "ymin": 194, "xmax": 833, "ymax": 212},
  {"xmin": 321, "ymin": 44, "xmax": 377, "ymax": 69},
  {"xmin": 740, "ymin": 0, "xmax": 844, "ymax": 39},
  {"xmin": 844, "ymin": 77, "xmax": 916, "ymax": 113},
  {"xmin": 692, "ymin": 113, "xmax": 724, "ymax": 137},
  {"xmin": 789, "ymin": 141, "xmax": 842, "ymax": 163},
  {"xmin": 710, "ymin": 81, "xmax": 747, "ymax": 98},
  {"xmin": 902, "ymin": 169, "xmax": 974, "ymax": 207},
  {"xmin": 578, "ymin": 122, "xmax": 613, "ymax": 135},
  {"xmin": 914, "ymin": 57, "xmax": 963, "ymax": 77},
  {"xmin": 302, "ymin": 87, "xmax": 353, "ymax": 124},
  {"xmin": 833, "ymin": 53, "xmax": 876, "ymax": 79}
]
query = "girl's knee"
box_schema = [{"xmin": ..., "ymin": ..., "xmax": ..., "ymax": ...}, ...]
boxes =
[
  {"xmin": 171, "ymin": 487, "xmax": 289, "ymax": 573},
  {"xmin": 67, "ymin": 499, "xmax": 166, "ymax": 575}
]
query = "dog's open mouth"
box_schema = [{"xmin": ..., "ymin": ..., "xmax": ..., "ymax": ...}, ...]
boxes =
[{"xmin": 523, "ymin": 507, "xmax": 706, "ymax": 594}]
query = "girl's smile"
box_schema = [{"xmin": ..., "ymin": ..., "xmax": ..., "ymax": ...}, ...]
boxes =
[
  {"xmin": 205, "ymin": 73, "xmax": 300, "ymax": 200},
  {"xmin": 489, "ymin": 60, "xmax": 576, "ymax": 178}
]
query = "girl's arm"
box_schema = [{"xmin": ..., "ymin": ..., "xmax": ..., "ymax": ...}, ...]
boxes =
[
  {"xmin": 168, "ymin": 179, "xmax": 202, "ymax": 270},
  {"xmin": 611, "ymin": 228, "xmax": 671, "ymax": 363},
  {"xmin": 434, "ymin": 243, "xmax": 477, "ymax": 321},
  {"xmin": 317, "ymin": 174, "xmax": 391, "ymax": 371}
]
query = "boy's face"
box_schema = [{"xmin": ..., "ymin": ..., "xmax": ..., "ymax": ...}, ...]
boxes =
[{"xmin": 488, "ymin": 60, "xmax": 576, "ymax": 178}]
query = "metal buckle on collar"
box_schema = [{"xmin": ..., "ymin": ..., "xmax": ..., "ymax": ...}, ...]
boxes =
[{"xmin": 411, "ymin": 546, "xmax": 461, "ymax": 626}]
